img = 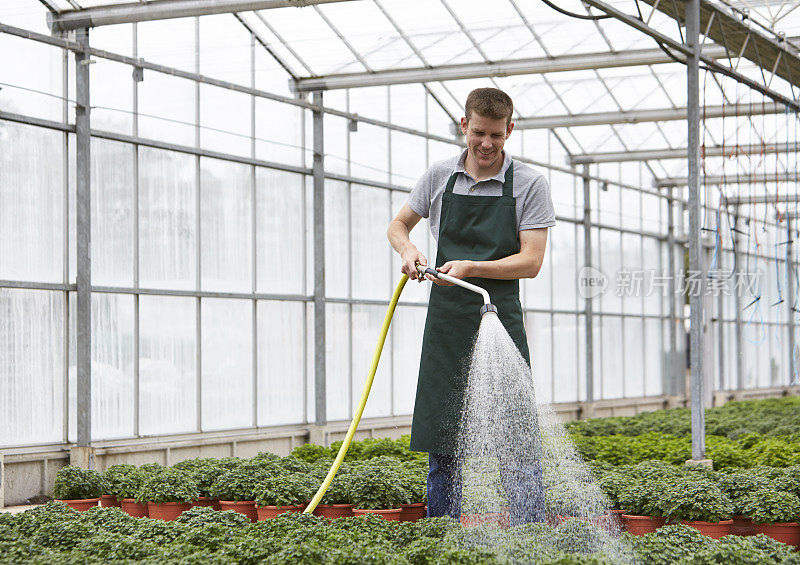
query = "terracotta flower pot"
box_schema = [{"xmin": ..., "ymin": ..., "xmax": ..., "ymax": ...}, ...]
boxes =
[
  {"xmin": 353, "ymin": 508, "xmax": 403, "ymax": 521},
  {"xmin": 400, "ymin": 503, "xmax": 427, "ymax": 522},
  {"xmin": 256, "ymin": 504, "xmax": 303, "ymax": 520},
  {"xmin": 622, "ymin": 514, "xmax": 666, "ymax": 535},
  {"xmin": 218, "ymin": 500, "xmax": 258, "ymax": 522},
  {"xmin": 460, "ymin": 511, "xmax": 510, "ymax": 528},
  {"xmin": 313, "ymin": 504, "xmax": 354, "ymax": 519},
  {"xmin": 147, "ymin": 501, "xmax": 192, "ymax": 521},
  {"xmin": 100, "ymin": 495, "xmax": 122, "ymax": 508},
  {"xmin": 191, "ymin": 497, "xmax": 215, "ymax": 508},
  {"xmin": 121, "ymin": 499, "xmax": 149, "ymax": 518},
  {"xmin": 731, "ymin": 516, "xmax": 756, "ymax": 536},
  {"xmin": 57, "ymin": 498, "xmax": 99, "ymax": 511},
  {"xmin": 680, "ymin": 519, "xmax": 733, "ymax": 539},
  {"xmin": 755, "ymin": 522, "xmax": 800, "ymax": 548}
]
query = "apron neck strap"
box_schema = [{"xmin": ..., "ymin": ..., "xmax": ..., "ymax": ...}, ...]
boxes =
[
  {"xmin": 444, "ymin": 160, "xmax": 513, "ymax": 195},
  {"xmin": 502, "ymin": 161, "xmax": 514, "ymax": 197}
]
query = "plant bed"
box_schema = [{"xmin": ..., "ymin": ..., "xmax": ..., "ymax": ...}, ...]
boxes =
[
  {"xmin": 399, "ymin": 502, "xmax": 426, "ymax": 522},
  {"xmin": 147, "ymin": 501, "xmax": 192, "ymax": 521},
  {"xmin": 121, "ymin": 498, "xmax": 149, "ymax": 518},
  {"xmin": 313, "ymin": 503, "xmax": 354, "ymax": 519},
  {"xmin": 742, "ymin": 486, "xmax": 800, "ymax": 547},
  {"xmin": 218, "ymin": 500, "xmax": 258, "ymax": 522},
  {"xmin": 353, "ymin": 508, "xmax": 402, "ymax": 521},
  {"xmin": 678, "ymin": 519, "xmax": 733, "ymax": 539},
  {"xmin": 256, "ymin": 504, "xmax": 303, "ymax": 520}
]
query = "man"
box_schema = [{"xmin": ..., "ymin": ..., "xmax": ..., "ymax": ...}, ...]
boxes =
[{"xmin": 386, "ymin": 88, "xmax": 555, "ymax": 524}]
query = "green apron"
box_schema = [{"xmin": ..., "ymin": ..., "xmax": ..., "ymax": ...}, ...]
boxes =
[{"xmin": 410, "ymin": 161, "xmax": 530, "ymax": 455}]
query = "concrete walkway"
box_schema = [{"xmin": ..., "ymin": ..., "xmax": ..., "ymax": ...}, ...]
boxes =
[{"xmin": 0, "ymin": 504, "xmax": 42, "ymax": 514}]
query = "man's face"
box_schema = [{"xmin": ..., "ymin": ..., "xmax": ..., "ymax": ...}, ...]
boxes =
[{"xmin": 461, "ymin": 112, "xmax": 513, "ymax": 170}]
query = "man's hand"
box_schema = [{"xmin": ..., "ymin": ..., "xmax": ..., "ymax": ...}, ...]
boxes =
[
  {"xmin": 429, "ymin": 260, "xmax": 475, "ymax": 286},
  {"xmin": 401, "ymin": 247, "xmax": 428, "ymax": 281}
]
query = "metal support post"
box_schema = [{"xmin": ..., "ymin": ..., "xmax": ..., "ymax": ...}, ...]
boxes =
[
  {"xmin": 686, "ymin": 0, "xmax": 706, "ymax": 463},
  {"xmin": 666, "ymin": 189, "xmax": 679, "ymax": 396},
  {"xmin": 75, "ymin": 28, "xmax": 92, "ymax": 452},
  {"xmin": 787, "ymin": 216, "xmax": 796, "ymax": 384},
  {"xmin": 733, "ymin": 213, "xmax": 744, "ymax": 390},
  {"xmin": 582, "ymin": 165, "xmax": 594, "ymax": 408},
  {"xmin": 312, "ymin": 91, "xmax": 327, "ymax": 428}
]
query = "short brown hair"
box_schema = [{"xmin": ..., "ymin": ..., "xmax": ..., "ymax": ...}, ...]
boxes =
[{"xmin": 465, "ymin": 88, "xmax": 513, "ymax": 125}]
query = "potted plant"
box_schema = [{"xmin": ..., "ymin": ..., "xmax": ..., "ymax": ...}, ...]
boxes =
[
  {"xmin": 117, "ymin": 468, "xmax": 150, "ymax": 517},
  {"xmin": 174, "ymin": 458, "xmax": 224, "ymax": 510},
  {"xmin": 136, "ymin": 467, "xmax": 200, "ymax": 521},
  {"xmin": 741, "ymin": 487, "xmax": 800, "ymax": 548},
  {"xmin": 208, "ymin": 464, "xmax": 264, "ymax": 522},
  {"xmin": 99, "ymin": 464, "xmax": 136, "ymax": 508},
  {"xmin": 399, "ymin": 465, "xmax": 427, "ymax": 522},
  {"xmin": 598, "ymin": 471, "xmax": 632, "ymax": 515},
  {"xmin": 661, "ymin": 478, "xmax": 734, "ymax": 538},
  {"xmin": 254, "ymin": 474, "xmax": 314, "ymax": 520},
  {"xmin": 315, "ymin": 473, "xmax": 355, "ymax": 519},
  {"xmin": 53, "ymin": 466, "xmax": 106, "ymax": 511},
  {"xmin": 618, "ymin": 476, "xmax": 668, "ymax": 535},
  {"xmin": 716, "ymin": 470, "xmax": 769, "ymax": 536},
  {"xmin": 348, "ymin": 465, "xmax": 407, "ymax": 520}
]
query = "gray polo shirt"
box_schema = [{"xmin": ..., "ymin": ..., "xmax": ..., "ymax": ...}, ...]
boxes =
[{"xmin": 408, "ymin": 150, "xmax": 556, "ymax": 241}]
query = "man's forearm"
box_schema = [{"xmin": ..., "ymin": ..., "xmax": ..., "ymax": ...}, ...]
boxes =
[
  {"xmin": 387, "ymin": 219, "xmax": 415, "ymax": 256},
  {"xmin": 469, "ymin": 253, "xmax": 543, "ymax": 280}
]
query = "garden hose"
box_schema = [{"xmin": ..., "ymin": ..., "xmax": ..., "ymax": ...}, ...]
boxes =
[{"xmin": 304, "ymin": 274, "xmax": 410, "ymax": 514}]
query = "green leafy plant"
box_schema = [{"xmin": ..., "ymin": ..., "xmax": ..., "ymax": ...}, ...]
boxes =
[
  {"xmin": 661, "ymin": 477, "xmax": 733, "ymax": 522},
  {"xmin": 175, "ymin": 506, "xmax": 250, "ymax": 528},
  {"xmin": 347, "ymin": 462, "xmax": 408, "ymax": 510},
  {"xmin": 254, "ymin": 474, "xmax": 315, "ymax": 507},
  {"xmin": 741, "ymin": 487, "xmax": 800, "ymax": 524},
  {"xmin": 616, "ymin": 476, "xmax": 668, "ymax": 517},
  {"xmin": 115, "ymin": 467, "xmax": 149, "ymax": 500},
  {"xmin": 320, "ymin": 473, "xmax": 354, "ymax": 505},
  {"xmin": 101, "ymin": 464, "xmax": 136, "ymax": 500},
  {"xmin": 208, "ymin": 464, "xmax": 268, "ymax": 501},
  {"xmin": 291, "ymin": 443, "xmax": 332, "ymax": 463},
  {"xmin": 597, "ymin": 471, "xmax": 633, "ymax": 510},
  {"xmin": 53, "ymin": 466, "xmax": 107, "ymax": 500},
  {"xmin": 136, "ymin": 467, "xmax": 200, "ymax": 504},
  {"xmin": 716, "ymin": 470, "xmax": 770, "ymax": 515}
]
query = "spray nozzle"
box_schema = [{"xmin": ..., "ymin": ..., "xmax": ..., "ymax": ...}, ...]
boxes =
[{"xmin": 480, "ymin": 304, "xmax": 498, "ymax": 316}]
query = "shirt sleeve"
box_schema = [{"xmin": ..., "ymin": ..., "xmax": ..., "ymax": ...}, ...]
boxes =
[
  {"xmin": 519, "ymin": 174, "xmax": 556, "ymax": 230},
  {"xmin": 407, "ymin": 166, "xmax": 433, "ymax": 219}
]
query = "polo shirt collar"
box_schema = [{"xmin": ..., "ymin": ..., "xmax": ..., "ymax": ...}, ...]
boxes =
[{"xmin": 455, "ymin": 149, "xmax": 512, "ymax": 182}]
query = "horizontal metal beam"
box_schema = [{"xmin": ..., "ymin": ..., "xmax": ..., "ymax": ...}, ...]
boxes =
[
  {"xmin": 657, "ymin": 171, "xmax": 799, "ymax": 186},
  {"xmin": 573, "ymin": 141, "xmax": 799, "ymax": 164},
  {"xmin": 514, "ymin": 102, "xmax": 786, "ymax": 129},
  {"xmin": 726, "ymin": 193, "xmax": 800, "ymax": 206},
  {"xmin": 48, "ymin": 0, "xmax": 353, "ymax": 32},
  {"xmin": 292, "ymin": 45, "xmax": 728, "ymax": 91}
]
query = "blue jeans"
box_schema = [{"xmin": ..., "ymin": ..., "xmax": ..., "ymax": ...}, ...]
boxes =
[{"xmin": 426, "ymin": 452, "xmax": 545, "ymax": 526}]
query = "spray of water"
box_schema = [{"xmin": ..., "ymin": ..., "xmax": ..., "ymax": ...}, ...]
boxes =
[{"xmin": 453, "ymin": 312, "xmax": 633, "ymax": 563}]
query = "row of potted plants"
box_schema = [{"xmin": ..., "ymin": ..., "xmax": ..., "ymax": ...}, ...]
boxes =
[
  {"xmin": 53, "ymin": 453, "xmax": 427, "ymax": 523},
  {"xmin": 4, "ymin": 501, "xmax": 797, "ymax": 564},
  {"xmin": 594, "ymin": 460, "xmax": 800, "ymax": 547}
]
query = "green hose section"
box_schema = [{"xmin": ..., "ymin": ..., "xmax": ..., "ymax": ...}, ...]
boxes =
[{"xmin": 304, "ymin": 273, "xmax": 410, "ymax": 514}]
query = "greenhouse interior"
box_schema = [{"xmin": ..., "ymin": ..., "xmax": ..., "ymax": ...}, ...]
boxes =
[{"xmin": 3, "ymin": 0, "xmax": 800, "ymax": 562}]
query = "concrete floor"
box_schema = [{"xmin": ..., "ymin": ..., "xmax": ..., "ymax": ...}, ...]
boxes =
[{"xmin": 0, "ymin": 504, "xmax": 41, "ymax": 514}]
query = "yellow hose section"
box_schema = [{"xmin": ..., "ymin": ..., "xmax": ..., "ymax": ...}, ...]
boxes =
[{"xmin": 304, "ymin": 274, "xmax": 409, "ymax": 514}]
